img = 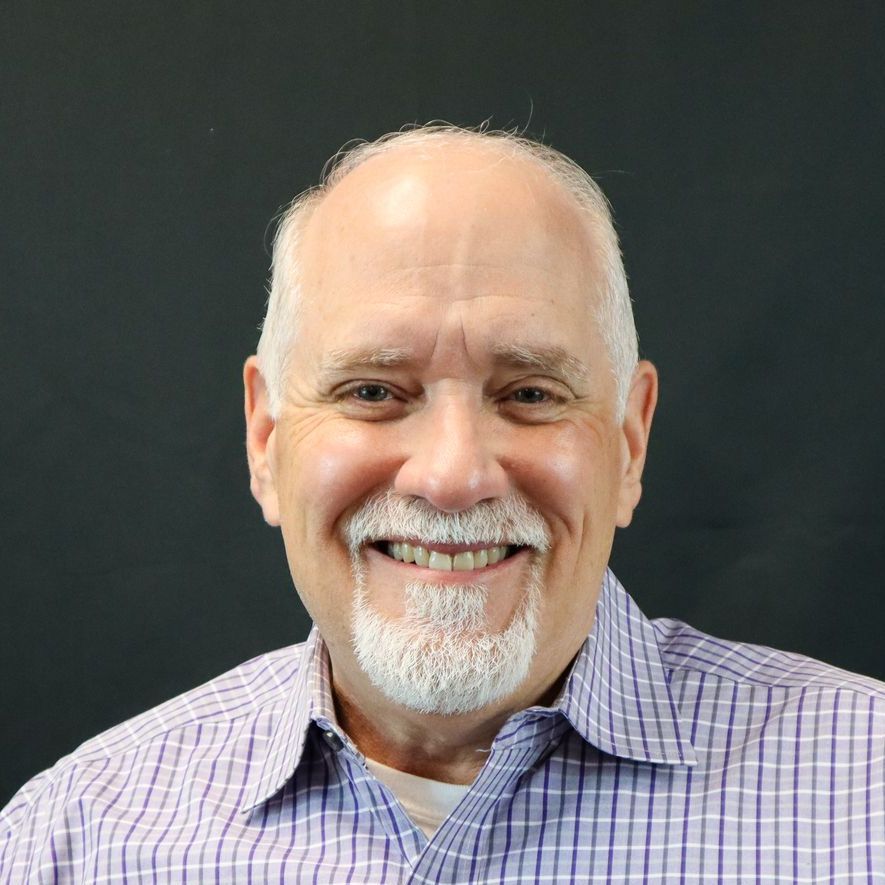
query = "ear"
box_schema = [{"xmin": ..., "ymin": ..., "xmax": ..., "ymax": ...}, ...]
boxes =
[
  {"xmin": 243, "ymin": 355, "xmax": 281, "ymax": 526},
  {"xmin": 615, "ymin": 360, "xmax": 658, "ymax": 528}
]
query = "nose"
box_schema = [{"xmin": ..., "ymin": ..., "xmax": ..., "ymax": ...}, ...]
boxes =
[{"xmin": 393, "ymin": 392, "xmax": 509, "ymax": 512}]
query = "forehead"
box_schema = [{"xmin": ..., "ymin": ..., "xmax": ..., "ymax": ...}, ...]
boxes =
[
  {"xmin": 303, "ymin": 141, "xmax": 597, "ymax": 281},
  {"xmin": 294, "ymin": 140, "xmax": 608, "ymax": 374}
]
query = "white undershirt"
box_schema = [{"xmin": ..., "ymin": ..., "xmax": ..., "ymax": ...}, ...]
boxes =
[{"xmin": 365, "ymin": 757, "xmax": 471, "ymax": 838}]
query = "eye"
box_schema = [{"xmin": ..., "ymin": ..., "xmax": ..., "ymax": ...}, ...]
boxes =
[
  {"xmin": 499, "ymin": 383, "xmax": 569, "ymax": 422},
  {"xmin": 352, "ymin": 383, "xmax": 392, "ymax": 402},
  {"xmin": 510, "ymin": 386, "xmax": 551, "ymax": 404}
]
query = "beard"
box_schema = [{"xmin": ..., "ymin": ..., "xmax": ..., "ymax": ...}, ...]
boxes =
[{"xmin": 344, "ymin": 490, "xmax": 549, "ymax": 716}]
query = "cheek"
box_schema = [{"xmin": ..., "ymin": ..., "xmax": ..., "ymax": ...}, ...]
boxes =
[
  {"xmin": 504, "ymin": 420, "xmax": 620, "ymax": 532},
  {"xmin": 275, "ymin": 421, "xmax": 399, "ymax": 633},
  {"xmin": 280, "ymin": 421, "xmax": 399, "ymax": 546}
]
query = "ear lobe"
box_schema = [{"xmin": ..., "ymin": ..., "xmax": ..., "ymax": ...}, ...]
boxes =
[
  {"xmin": 243, "ymin": 355, "xmax": 281, "ymax": 526},
  {"xmin": 615, "ymin": 360, "xmax": 658, "ymax": 529}
]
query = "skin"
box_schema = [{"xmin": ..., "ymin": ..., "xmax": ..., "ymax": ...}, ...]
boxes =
[{"xmin": 243, "ymin": 139, "xmax": 658, "ymax": 784}]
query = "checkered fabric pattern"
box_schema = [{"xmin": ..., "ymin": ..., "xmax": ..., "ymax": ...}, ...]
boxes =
[{"xmin": 2, "ymin": 569, "xmax": 883, "ymax": 882}]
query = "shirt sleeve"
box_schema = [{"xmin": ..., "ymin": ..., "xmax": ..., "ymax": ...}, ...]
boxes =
[{"xmin": 0, "ymin": 761, "xmax": 86, "ymax": 884}]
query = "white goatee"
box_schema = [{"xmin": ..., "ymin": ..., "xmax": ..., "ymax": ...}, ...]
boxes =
[{"xmin": 344, "ymin": 491, "xmax": 549, "ymax": 715}]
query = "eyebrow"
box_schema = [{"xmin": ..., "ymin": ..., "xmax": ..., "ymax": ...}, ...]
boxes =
[
  {"xmin": 319, "ymin": 347, "xmax": 414, "ymax": 376},
  {"xmin": 318, "ymin": 342, "xmax": 591, "ymax": 388},
  {"xmin": 490, "ymin": 343, "xmax": 591, "ymax": 388}
]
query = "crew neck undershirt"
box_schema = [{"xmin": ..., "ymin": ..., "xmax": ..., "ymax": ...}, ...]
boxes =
[{"xmin": 364, "ymin": 757, "xmax": 471, "ymax": 838}]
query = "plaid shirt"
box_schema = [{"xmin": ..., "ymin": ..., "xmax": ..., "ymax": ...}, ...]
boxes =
[{"xmin": 2, "ymin": 569, "xmax": 883, "ymax": 883}]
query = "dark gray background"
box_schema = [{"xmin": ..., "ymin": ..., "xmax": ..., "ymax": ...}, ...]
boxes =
[{"xmin": 2, "ymin": 1, "xmax": 883, "ymax": 806}]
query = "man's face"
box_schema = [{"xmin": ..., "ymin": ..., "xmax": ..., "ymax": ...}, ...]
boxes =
[{"xmin": 246, "ymin": 142, "xmax": 656, "ymax": 715}]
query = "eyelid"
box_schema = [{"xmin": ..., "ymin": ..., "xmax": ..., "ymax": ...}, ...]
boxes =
[
  {"xmin": 504, "ymin": 380, "xmax": 571, "ymax": 401},
  {"xmin": 336, "ymin": 379, "xmax": 393, "ymax": 395}
]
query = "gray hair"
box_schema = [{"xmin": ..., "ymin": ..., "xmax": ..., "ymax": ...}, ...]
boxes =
[{"xmin": 256, "ymin": 123, "xmax": 638, "ymax": 421}]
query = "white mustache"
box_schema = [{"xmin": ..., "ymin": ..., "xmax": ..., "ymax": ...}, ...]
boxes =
[{"xmin": 343, "ymin": 489, "xmax": 551, "ymax": 556}]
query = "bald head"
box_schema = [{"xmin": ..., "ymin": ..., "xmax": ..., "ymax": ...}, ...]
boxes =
[
  {"xmin": 299, "ymin": 139, "xmax": 602, "ymax": 323},
  {"xmin": 257, "ymin": 125, "xmax": 638, "ymax": 420}
]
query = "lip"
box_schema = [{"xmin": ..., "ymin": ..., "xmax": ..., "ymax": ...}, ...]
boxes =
[
  {"xmin": 374, "ymin": 539, "xmax": 510, "ymax": 556},
  {"xmin": 363, "ymin": 543, "xmax": 532, "ymax": 583}
]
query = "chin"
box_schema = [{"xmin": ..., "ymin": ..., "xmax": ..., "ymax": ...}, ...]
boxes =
[{"xmin": 348, "ymin": 552, "xmax": 545, "ymax": 716}]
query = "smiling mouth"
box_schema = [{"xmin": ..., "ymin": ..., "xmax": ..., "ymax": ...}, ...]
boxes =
[{"xmin": 372, "ymin": 541, "xmax": 525, "ymax": 572}]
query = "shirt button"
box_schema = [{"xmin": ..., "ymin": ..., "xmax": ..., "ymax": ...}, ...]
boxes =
[{"xmin": 322, "ymin": 730, "xmax": 344, "ymax": 752}]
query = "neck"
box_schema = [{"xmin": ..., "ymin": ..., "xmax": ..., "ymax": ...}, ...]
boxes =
[{"xmin": 330, "ymin": 663, "xmax": 568, "ymax": 785}]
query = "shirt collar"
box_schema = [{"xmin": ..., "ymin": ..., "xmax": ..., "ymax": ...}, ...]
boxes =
[
  {"xmin": 240, "ymin": 567, "xmax": 695, "ymax": 813},
  {"xmin": 554, "ymin": 568, "xmax": 697, "ymax": 766},
  {"xmin": 239, "ymin": 626, "xmax": 331, "ymax": 814}
]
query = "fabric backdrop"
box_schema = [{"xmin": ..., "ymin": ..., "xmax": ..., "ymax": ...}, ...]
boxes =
[{"xmin": 2, "ymin": 1, "xmax": 883, "ymax": 806}]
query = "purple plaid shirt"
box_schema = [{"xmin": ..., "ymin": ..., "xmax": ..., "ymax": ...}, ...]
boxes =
[{"xmin": 3, "ymin": 569, "xmax": 884, "ymax": 882}]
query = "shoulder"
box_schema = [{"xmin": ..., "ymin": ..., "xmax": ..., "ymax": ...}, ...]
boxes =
[
  {"xmin": 652, "ymin": 616, "xmax": 885, "ymax": 698},
  {"xmin": 649, "ymin": 618, "xmax": 885, "ymax": 816},
  {"xmin": 652, "ymin": 616, "xmax": 885, "ymax": 718},
  {"xmin": 653, "ymin": 616, "xmax": 885, "ymax": 695},
  {"xmin": 72, "ymin": 642, "xmax": 306, "ymax": 764},
  {"xmin": 1, "ymin": 642, "xmax": 306, "ymax": 837}
]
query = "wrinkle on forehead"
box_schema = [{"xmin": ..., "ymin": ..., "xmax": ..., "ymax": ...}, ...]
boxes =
[{"xmin": 427, "ymin": 301, "xmax": 472, "ymax": 370}]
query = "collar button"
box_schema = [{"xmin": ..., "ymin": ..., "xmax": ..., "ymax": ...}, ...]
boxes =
[{"xmin": 322, "ymin": 730, "xmax": 344, "ymax": 752}]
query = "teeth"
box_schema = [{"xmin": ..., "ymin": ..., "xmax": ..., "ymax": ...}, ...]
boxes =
[
  {"xmin": 452, "ymin": 552, "xmax": 473, "ymax": 571},
  {"xmin": 413, "ymin": 545, "xmax": 430, "ymax": 567},
  {"xmin": 428, "ymin": 551, "xmax": 452, "ymax": 571},
  {"xmin": 384, "ymin": 542, "xmax": 511, "ymax": 572}
]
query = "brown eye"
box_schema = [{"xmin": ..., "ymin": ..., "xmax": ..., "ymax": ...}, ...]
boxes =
[
  {"xmin": 354, "ymin": 384, "xmax": 392, "ymax": 402},
  {"xmin": 512, "ymin": 387, "xmax": 549, "ymax": 404}
]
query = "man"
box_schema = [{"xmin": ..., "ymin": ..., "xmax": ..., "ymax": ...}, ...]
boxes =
[{"xmin": 2, "ymin": 124, "xmax": 883, "ymax": 883}]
